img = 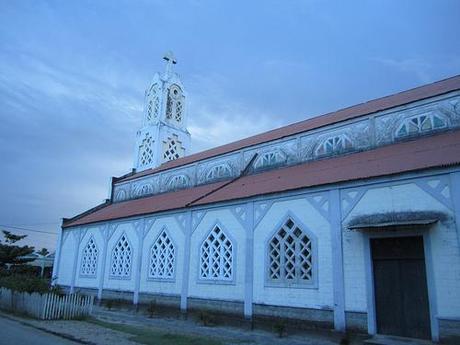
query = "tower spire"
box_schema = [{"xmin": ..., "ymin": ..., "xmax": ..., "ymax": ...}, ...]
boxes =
[{"xmin": 163, "ymin": 51, "xmax": 177, "ymax": 76}]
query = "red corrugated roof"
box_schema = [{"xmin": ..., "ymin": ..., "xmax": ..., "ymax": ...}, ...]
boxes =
[
  {"xmin": 63, "ymin": 130, "xmax": 460, "ymax": 228},
  {"xmin": 117, "ymin": 75, "xmax": 460, "ymax": 183}
]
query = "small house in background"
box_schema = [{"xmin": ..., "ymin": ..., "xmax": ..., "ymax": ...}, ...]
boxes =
[{"xmin": 23, "ymin": 252, "xmax": 54, "ymax": 278}]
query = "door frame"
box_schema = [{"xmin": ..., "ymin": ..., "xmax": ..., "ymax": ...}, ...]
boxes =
[{"xmin": 363, "ymin": 228, "xmax": 439, "ymax": 342}]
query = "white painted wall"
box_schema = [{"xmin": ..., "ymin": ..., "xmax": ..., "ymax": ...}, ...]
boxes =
[
  {"xmin": 139, "ymin": 216, "xmax": 184, "ymax": 295},
  {"xmin": 253, "ymin": 198, "xmax": 333, "ymax": 309},
  {"xmin": 188, "ymin": 209, "xmax": 246, "ymax": 302},
  {"xmin": 343, "ymin": 181, "xmax": 460, "ymax": 318}
]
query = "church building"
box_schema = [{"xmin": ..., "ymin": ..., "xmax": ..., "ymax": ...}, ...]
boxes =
[{"xmin": 53, "ymin": 54, "xmax": 460, "ymax": 342}]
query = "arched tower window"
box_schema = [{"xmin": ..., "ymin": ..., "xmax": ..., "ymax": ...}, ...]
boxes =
[
  {"xmin": 148, "ymin": 230, "xmax": 175, "ymax": 279},
  {"xmin": 200, "ymin": 226, "xmax": 233, "ymax": 281},
  {"xmin": 396, "ymin": 113, "xmax": 447, "ymax": 138},
  {"xmin": 80, "ymin": 236, "xmax": 99, "ymax": 277},
  {"xmin": 139, "ymin": 133, "xmax": 154, "ymax": 167},
  {"xmin": 146, "ymin": 84, "xmax": 160, "ymax": 123},
  {"xmin": 268, "ymin": 218, "xmax": 314, "ymax": 285},
  {"xmin": 166, "ymin": 84, "xmax": 184, "ymax": 124},
  {"xmin": 110, "ymin": 233, "xmax": 133, "ymax": 278}
]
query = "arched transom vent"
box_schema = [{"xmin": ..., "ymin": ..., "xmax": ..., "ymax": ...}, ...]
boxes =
[
  {"xmin": 206, "ymin": 164, "xmax": 232, "ymax": 182},
  {"xmin": 146, "ymin": 84, "xmax": 160, "ymax": 122},
  {"xmin": 163, "ymin": 134, "xmax": 185, "ymax": 162},
  {"xmin": 200, "ymin": 226, "xmax": 233, "ymax": 281},
  {"xmin": 139, "ymin": 133, "xmax": 154, "ymax": 167},
  {"xmin": 254, "ymin": 150, "xmax": 286, "ymax": 170},
  {"xmin": 110, "ymin": 233, "xmax": 132, "ymax": 278},
  {"xmin": 134, "ymin": 183, "xmax": 154, "ymax": 198},
  {"xmin": 396, "ymin": 113, "xmax": 447, "ymax": 138},
  {"xmin": 315, "ymin": 133, "xmax": 353, "ymax": 157},
  {"xmin": 167, "ymin": 174, "xmax": 189, "ymax": 191},
  {"xmin": 165, "ymin": 84, "xmax": 184, "ymax": 123},
  {"xmin": 268, "ymin": 218, "xmax": 313, "ymax": 285},
  {"xmin": 80, "ymin": 236, "xmax": 98, "ymax": 277},
  {"xmin": 149, "ymin": 230, "xmax": 175, "ymax": 279}
]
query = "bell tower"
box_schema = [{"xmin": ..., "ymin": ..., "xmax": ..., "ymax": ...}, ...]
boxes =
[{"xmin": 134, "ymin": 52, "xmax": 191, "ymax": 172}]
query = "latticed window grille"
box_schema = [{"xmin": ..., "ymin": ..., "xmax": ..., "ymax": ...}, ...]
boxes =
[
  {"xmin": 200, "ymin": 226, "xmax": 233, "ymax": 281},
  {"xmin": 254, "ymin": 150, "xmax": 286, "ymax": 170},
  {"xmin": 148, "ymin": 230, "xmax": 175, "ymax": 279},
  {"xmin": 80, "ymin": 236, "xmax": 98, "ymax": 277},
  {"xmin": 110, "ymin": 233, "xmax": 133, "ymax": 278},
  {"xmin": 396, "ymin": 113, "xmax": 447, "ymax": 138},
  {"xmin": 163, "ymin": 135, "xmax": 183, "ymax": 161},
  {"xmin": 315, "ymin": 134, "xmax": 353, "ymax": 156},
  {"xmin": 206, "ymin": 164, "xmax": 232, "ymax": 181},
  {"xmin": 175, "ymin": 101, "xmax": 183, "ymax": 122},
  {"xmin": 139, "ymin": 133, "xmax": 154, "ymax": 167},
  {"xmin": 268, "ymin": 218, "xmax": 313, "ymax": 285}
]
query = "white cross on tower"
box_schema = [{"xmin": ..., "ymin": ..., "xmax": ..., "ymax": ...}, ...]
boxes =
[{"xmin": 163, "ymin": 51, "xmax": 177, "ymax": 76}]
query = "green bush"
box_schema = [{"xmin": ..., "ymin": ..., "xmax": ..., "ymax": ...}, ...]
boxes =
[{"xmin": 0, "ymin": 274, "xmax": 50, "ymax": 293}]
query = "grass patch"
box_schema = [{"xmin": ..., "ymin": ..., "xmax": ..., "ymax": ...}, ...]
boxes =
[{"xmin": 87, "ymin": 318, "xmax": 223, "ymax": 345}]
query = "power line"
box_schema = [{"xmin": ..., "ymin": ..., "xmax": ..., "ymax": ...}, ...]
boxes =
[{"xmin": 0, "ymin": 224, "xmax": 58, "ymax": 235}]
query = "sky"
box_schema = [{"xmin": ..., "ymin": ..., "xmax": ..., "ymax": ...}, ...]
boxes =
[{"xmin": 0, "ymin": 0, "xmax": 459, "ymax": 252}]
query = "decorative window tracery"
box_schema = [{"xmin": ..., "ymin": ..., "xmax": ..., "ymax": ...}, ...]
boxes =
[
  {"xmin": 163, "ymin": 135, "xmax": 184, "ymax": 162},
  {"xmin": 148, "ymin": 230, "xmax": 175, "ymax": 279},
  {"xmin": 168, "ymin": 174, "xmax": 189, "ymax": 190},
  {"xmin": 254, "ymin": 150, "xmax": 286, "ymax": 170},
  {"xmin": 80, "ymin": 236, "xmax": 98, "ymax": 277},
  {"xmin": 396, "ymin": 113, "xmax": 447, "ymax": 138},
  {"xmin": 110, "ymin": 233, "xmax": 132, "ymax": 278},
  {"xmin": 146, "ymin": 85, "xmax": 160, "ymax": 122},
  {"xmin": 315, "ymin": 134, "xmax": 353, "ymax": 157},
  {"xmin": 268, "ymin": 218, "xmax": 313, "ymax": 285},
  {"xmin": 206, "ymin": 164, "xmax": 232, "ymax": 181},
  {"xmin": 200, "ymin": 226, "xmax": 233, "ymax": 281},
  {"xmin": 139, "ymin": 133, "xmax": 154, "ymax": 167}
]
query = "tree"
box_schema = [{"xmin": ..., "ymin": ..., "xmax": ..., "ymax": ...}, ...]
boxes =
[
  {"xmin": 36, "ymin": 248, "xmax": 50, "ymax": 257},
  {"xmin": 0, "ymin": 230, "xmax": 35, "ymax": 268}
]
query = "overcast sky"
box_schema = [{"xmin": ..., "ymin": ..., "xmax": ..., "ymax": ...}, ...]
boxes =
[{"xmin": 1, "ymin": 0, "xmax": 459, "ymax": 251}]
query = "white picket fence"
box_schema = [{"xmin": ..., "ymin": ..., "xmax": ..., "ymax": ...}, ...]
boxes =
[{"xmin": 0, "ymin": 287, "xmax": 94, "ymax": 320}]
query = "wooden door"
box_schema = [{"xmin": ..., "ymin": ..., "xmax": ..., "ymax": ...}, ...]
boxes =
[{"xmin": 371, "ymin": 236, "xmax": 431, "ymax": 339}]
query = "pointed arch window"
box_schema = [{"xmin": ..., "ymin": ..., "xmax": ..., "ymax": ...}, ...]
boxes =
[
  {"xmin": 267, "ymin": 218, "xmax": 314, "ymax": 286},
  {"xmin": 139, "ymin": 133, "xmax": 154, "ymax": 167},
  {"xmin": 396, "ymin": 113, "xmax": 447, "ymax": 138},
  {"xmin": 166, "ymin": 84, "xmax": 184, "ymax": 123},
  {"xmin": 254, "ymin": 150, "xmax": 286, "ymax": 170},
  {"xmin": 80, "ymin": 236, "xmax": 99, "ymax": 277},
  {"xmin": 206, "ymin": 164, "xmax": 232, "ymax": 182},
  {"xmin": 146, "ymin": 84, "xmax": 160, "ymax": 122},
  {"xmin": 110, "ymin": 233, "xmax": 133, "ymax": 278},
  {"xmin": 148, "ymin": 230, "xmax": 176, "ymax": 280},
  {"xmin": 200, "ymin": 226, "xmax": 233, "ymax": 281},
  {"xmin": 315, "ymin": 134, "xmax": 353, "ymax": 157}
]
